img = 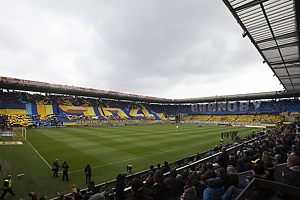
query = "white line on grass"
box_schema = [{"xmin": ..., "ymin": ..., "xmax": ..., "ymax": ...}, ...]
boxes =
[
  {"xmin": 25, "ymin": 138, "xmax": 52, "ymax": 169},
  {"xmin": 67, "ymin": 137, "xmax": 217, "ymax": 174},
  {"xmin": 42, "ymin": 132, "xmax": 58, "ymax": 140}
]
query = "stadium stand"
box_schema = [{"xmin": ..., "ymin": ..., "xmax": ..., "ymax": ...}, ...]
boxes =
[
  {"xmin": 3, "ymin": 89, "xmax": 300, "ymax": 130},
  {"xmin": 1, "ymin": 90, "xmax": 300, "ymax": 200}
]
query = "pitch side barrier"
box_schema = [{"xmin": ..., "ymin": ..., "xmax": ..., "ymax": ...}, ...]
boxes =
[{"xmin": 50, "ymin": 133, "xmax": 267, "ymax": 200}]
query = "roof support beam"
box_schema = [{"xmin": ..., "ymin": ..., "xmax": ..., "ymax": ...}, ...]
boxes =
[{"xmin": 233, "ymin": 0, "xmax": 269, "ymax": 12}]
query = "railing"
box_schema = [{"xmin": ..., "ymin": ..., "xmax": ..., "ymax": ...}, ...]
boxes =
[{"xmin": 236, "ymin": 178, "xmax": 300, "ymax": 200}]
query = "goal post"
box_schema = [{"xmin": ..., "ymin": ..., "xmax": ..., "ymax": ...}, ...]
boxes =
[{"xmin": 11, "ymin": 127, "xmax": 26, "ymax": 140}]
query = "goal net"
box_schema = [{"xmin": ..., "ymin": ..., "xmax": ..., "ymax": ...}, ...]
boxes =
[{"xmin": 11, "ymin": 127, "xmax": 26, "ymax": 140}]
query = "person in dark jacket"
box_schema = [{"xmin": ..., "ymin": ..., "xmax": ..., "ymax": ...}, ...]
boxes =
[
  {"xmin": 84, "ymin": 164, "xmax": 92, "ymax": 184},
  {"xmin": 217, "ymin": 147, "xmax": 229, "ymax": 170},
  {"xmin": 235, "ymin": 159, "xmax": 247, "ymax": 173},
  {"xmin": 145, "ymin": 170, "xmax": 172, "ymax": 200},
  {"xmin": 275, "ymin": 154, "xmax": 300, "ymax": 200},
  {"xmin": 163, "ymin": 161, "xmax": 170, "ymax": 173},
  {"xmin": 52, "ymin": 159, "xmax": 60, "ymax": 177},
  {"xmin": 127, "ymin": 178, "xmax": 153, "ymax": 200},
  {"xmin": 204, "ymin": 163, "xmax": 216, "ymax": 179},
  {"xmin": 165, "ymin": 169, "xmax": 182, "ymax": 200},
  {"xmin": 62, "ymin": 161, "xmax": 69, "ymax": 181},
  {"xmin": 29, "ymin": 192, "xmax": 37, "ymax": 200},
  {"xmin": 88, "ymin": 180, "xmax": 95, "ymax": 194},
  {"xmin": 115, "ymin": 172, "xmax": 127, "ymax": 200}
]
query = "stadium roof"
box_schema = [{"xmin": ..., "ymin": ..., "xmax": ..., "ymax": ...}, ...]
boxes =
[
  {"xmin": 222, "ymin": 0, "xmax": 300, "ymax": 92},
  {"xmin": 2, "ymin": 0, "xmax": 300, "ymax": 104}
]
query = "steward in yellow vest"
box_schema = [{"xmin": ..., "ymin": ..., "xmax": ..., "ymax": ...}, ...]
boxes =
[{"xmin": 0, "ymin": 175, "xmax": 16, "ymax": 199}]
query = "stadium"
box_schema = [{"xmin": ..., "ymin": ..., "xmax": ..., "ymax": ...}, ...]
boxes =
[{"xmin": 1, "ymin": 0, "xmax": 300, "ymax": 200}]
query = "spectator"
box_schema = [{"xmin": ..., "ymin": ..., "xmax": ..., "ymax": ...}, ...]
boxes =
[
  {"xmin": 235, "ymin": 159, "xmax": 247, "ymax": 173},
  {"xmin": 275, "ymin": 154, "xmax": 300, "ymax": 200},
  {"xmin": 203, "ymin": 179, "xmax": 225, "ymax": 200},
  {"xmin": 145, "ymin": 170, "xmax": 172, "ymax": 200},
  {"xmin": 217, "ymin": 147, "xmax": 229, "ymax": 170},
  {"xmin": 176, "ymin": 174, "xmax": 185, "ymax": 196},
  {"xmin": 249, "ymin": 164, "xmax": 272, "ymax": 200},
  {"xmin": 198, "ymin": 175, "xmax": 208, "ymax": 199},
  {"xmin": 261, "ymin": 151, "xmax": 277, "ymax": 180},
  {"xmin": 226, "ymin": 165, "xmax": 239, "ymax": 187},
  {"xmin": 164, "ymin": 169, "xmax": 182, "ymax": 200},
  {"xmin": 88, "ymin": 180, "xmax": 95, "ymax": 194},
  {"xmin": 189, "ymin": 171, "xmax": 201, "ymax": 198},
  {"xmin": 127, "ymin": 178, "xmax": 153, "ymax": 200},
  {"xmin": 182, "ymin": 179, "xmax": 197, "ymax": 200},
  {"xmin": 217, "ymin": 168, "xmax": 231, "ymax": 191},
  {"xmin": 204, "ymin": 163, "xmax": 217, "ymax": 179},
  {"xmin": 74, "ymin": 189, "xmax": 83, "ymax": 200},
  {"xmin": 163, "ymin": 161, "xmax": 170, "ymax": 173},
  {"xmin": 155, "ymin": 163, "xmax": 163, "ymax": 172},
  {"xmin": 103, "ymin": 188, "xmax": 115, "ymax": 200},
  {"xmin": 115, "ymin": 172, "xmax": 127, "ymax": 200}
]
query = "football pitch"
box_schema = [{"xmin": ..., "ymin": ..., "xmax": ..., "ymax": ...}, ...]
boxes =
[{"xmin": 0, "ymin": 124, "xmax": 263, "ymax": 199}]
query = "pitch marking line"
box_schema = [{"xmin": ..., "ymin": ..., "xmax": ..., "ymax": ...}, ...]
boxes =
[
  {"xmin": 25, "ymin": 138, "xmax": 52, "ymax": 169},
  {"xmin": 42, "ymin": 133, "xmax": 58, "ymax": 140},
  {"xmin": 67, "ymin": 138, "xmax": 218, "ymax": 174}
]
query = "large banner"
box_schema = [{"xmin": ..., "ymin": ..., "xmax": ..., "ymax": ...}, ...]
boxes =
[{"xmin": 191, "ymin": 100, "xmax": 262, "ymax": 113}]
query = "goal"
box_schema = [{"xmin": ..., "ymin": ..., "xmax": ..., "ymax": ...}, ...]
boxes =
[{"xmin": 11, "ymin": 127, "xmax": 27, "ymax": 140}]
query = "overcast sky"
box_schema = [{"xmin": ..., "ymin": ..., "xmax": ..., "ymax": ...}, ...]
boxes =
[{"xmin": 0, "ymin": 1, "xmax": 283, "ymax": 99}]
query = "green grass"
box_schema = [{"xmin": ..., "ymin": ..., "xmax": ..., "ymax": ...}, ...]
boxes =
[{"xmin": 0, "ymin": 124, "xmax": 263, "ymax": 199}]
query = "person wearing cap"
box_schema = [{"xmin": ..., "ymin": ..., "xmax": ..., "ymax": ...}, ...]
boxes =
[
  {"xmin": 115, "ymin": 172, "xmax": 127, "ymax": 200},
  {"xmin": 127, "ymin": 178, "xmax": 153, "ymax": 200},
  {"xmin": 52, "ymin": 159, "xmax": 60, "ymax": 177},
  {"xmin": 0, "ymin": 175, "xmax": 16, "ymax": 199},
  {"xmin": 252, "ymin": 164, "xmax": 270, "ymax": 179},
  {"xmin": 84, "ymin": 163, "xmax": 92, "ymax": 184}
]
